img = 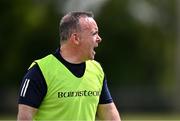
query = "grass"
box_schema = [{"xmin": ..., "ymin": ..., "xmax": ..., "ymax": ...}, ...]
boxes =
[
  {"xmin": 1, "ymin": 112, "xmax": 180, "ymax": 121},
  {"xmin": 122, "ymin": 112, "xmax": 180, "ymax": 121}
]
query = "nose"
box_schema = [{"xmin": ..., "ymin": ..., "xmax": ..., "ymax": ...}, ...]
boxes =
[{"xmin": 97, "ymin": 35, "xmax": 102, "ymax": 43}]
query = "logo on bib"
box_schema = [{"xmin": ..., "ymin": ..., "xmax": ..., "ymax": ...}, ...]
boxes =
[{"xmin": 58, "ymin": 90, "xmax": 100, "ymax": 98}]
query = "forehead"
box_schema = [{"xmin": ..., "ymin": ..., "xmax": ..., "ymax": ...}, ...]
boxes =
[{"xmin": 79, "ymin": 17, "xmax": 98, "ymax": 31}]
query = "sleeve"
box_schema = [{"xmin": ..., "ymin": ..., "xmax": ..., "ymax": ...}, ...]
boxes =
[
  {"xmin": 18, "ymin": 64, "xmax": 47, "ymax": 108},
  {"xmin": 99, "ymin": 76, "xmax": 113, "ymax": 104}
]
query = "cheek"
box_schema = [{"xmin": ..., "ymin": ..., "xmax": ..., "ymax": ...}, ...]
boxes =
[
  {"xmin": 89, "ymin": 37, "xmax": 96, "ymax": 43},
  {"xmin": 81, "ymin": 41, "xmax": 90, "ymax": 50},
  {"xmin": 81, "ymin": 36, "xmax": 94, "ymax": 47},
  {"xmin": 85, "ymin": 38, "xmax": 93, "ymax": 45}
]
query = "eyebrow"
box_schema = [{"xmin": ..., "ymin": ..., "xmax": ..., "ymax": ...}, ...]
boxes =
[
  {"xmin": 91, "ymin": 28, "xmax": 98, "ymax": 34},
  {"xmin": 92, "ymin": 31, "xmax": 98, "ymax": 35}
]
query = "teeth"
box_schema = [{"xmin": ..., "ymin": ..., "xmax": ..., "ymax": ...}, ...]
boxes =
[{"xmin": 93, "ymin": 50, "xmax": 96, "ymax": 55}]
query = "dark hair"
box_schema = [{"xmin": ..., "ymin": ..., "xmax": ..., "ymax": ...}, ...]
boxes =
[{"xmin": 59, "ymin": 11, "xmax": 94, "ymax": 43}]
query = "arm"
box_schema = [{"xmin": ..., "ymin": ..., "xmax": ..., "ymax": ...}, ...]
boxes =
[
  {"xmin": 97, "ymin": 102, "xmax": 121, "ymax": 121},
  {"xmin": 17, "ymin": 104, "xmax": 37, "ymax": 121},
  {"xmin": 17, "ymin": 64, "xmax": 47, "ymax": 121},
  {"xmin": 97, "ymin": 77, "xmax": 121, "ymax": 120}
]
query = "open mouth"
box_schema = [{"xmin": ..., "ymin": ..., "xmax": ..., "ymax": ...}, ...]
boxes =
[{"xmin": 93, "ymin": 46, "xmax": 98, "ymax": 55}]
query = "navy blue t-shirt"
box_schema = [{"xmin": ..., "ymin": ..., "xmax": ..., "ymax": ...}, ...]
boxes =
[{"xmin": 18, "ymin": 49, "xmax": 113, "ymax": 108}]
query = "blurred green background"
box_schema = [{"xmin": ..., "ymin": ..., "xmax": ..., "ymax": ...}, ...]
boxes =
[{"xmin": 0, "ymin": 0, "xmax": 180, "ymax": 120}]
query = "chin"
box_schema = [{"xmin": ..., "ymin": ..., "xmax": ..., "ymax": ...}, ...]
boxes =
[
  {"xmin": 87, "ymin": 56, "xmax": 94, "ymax": 60},
  {"xmin": 86, "ymin": 52, "xmax": 95, "ymax": 60},
  {"xmin": 90, "ymin": 55, "xmax": 95, "ymax": 60}
]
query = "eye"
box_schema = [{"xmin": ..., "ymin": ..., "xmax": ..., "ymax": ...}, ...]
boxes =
[{"xmin": 92, "ymin": 31, "xmax": 98, "ymax": 36}]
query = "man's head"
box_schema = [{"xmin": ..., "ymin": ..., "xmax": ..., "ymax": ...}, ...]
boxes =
[
  {"xmin": 59, "ymin": 11, "xmax": 93, "ymax": 43},
  {"xmin": 59, "ymin": 11, "xmax": 102, "ymax": 61}
]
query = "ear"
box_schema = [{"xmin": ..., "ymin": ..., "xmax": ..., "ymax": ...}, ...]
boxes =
[{"xmin": 71, "ymin": 33, "xmax": 80, "ymax": 45}]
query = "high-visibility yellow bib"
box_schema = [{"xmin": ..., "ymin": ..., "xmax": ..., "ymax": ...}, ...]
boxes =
[{"xmin": 31, "ymin": 54, "xmax": 104, "ymax": 121}]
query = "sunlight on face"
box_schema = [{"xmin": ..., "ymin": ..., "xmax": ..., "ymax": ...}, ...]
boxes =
[{"xmin": 78, "ymin": 17, "xmax": 102, "ymax": 60}]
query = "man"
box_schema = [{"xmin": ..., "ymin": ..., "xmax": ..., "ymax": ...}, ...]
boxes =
[{"xmin": 17, "ymin": 11, "xmax": 121, "ymax": 121}]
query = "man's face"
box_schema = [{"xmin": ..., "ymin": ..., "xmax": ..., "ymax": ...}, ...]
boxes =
[{"xmin": 78, "ymin": 17, "xmax": 102, "ymax": 60}]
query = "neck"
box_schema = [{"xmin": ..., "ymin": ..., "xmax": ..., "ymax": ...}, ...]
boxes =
[{"xmin": 60, "ymin": 44, "xmax": 85, "ymax": 64}]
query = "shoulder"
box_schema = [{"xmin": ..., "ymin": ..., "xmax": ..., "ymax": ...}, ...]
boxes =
[
  {"xmin": 35, "ymin": 54, "xmax": 54, "ymax": 64},
  {"xmin": 30, "ymin": 54, "xmax": 58, "ymax": 71},
  {"xmin": 86, "ymin": 60, "xmax": 105, "ymax": 82},
  {"xmin": 87, "ymin": 60, "xmax": 104, "ymax": 73},
  {"xmin": 24, "ymin": 64, "xmax": 45, "ymax": 85},
  {"xmin": 28, "ymin": 54, "xmax": 53, "ymax": 69},
  {"xmin": 26, "ymin": 64, "xmax": 41, "ymax": 78}
]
